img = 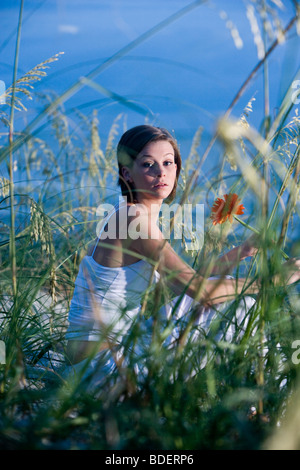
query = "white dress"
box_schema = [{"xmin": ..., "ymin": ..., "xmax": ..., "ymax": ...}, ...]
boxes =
[{"xmin": 63, "ymin": 201, "xmax": 256, "ymax": 393}]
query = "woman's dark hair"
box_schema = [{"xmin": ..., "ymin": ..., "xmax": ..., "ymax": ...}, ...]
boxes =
[{"xmin": 117, "ymin": 125, "xmax": 182, "ymax": 203}]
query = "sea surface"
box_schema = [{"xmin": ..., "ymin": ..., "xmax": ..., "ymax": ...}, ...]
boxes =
[
  {"xmin": 1, "ymin": 0, "xmax": 299, "ymax": 242},
  {"xmin": 1, "ymin": 1, "xmax": 299, "ymax": 146}
]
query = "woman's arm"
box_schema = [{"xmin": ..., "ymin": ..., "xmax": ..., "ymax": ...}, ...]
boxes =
[
  {"xmin": 155, "ymin": 240, "xmax": 260, "ymax": 305},
  {"xmin": 131, "ymin": 221, "xmax": 300, "ymax": 306},
  {"xmin": 206, "ymin": 234, "xmax": 259, "ymax": 277},
  {"xmin": 130, "ymin": 221, "xmax": 259, "ymax": 306}
]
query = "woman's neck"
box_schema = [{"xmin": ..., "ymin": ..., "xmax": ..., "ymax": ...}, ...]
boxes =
[{"xmin": 135, "ymin": 197, "xmax": 163, "ymax": 224}]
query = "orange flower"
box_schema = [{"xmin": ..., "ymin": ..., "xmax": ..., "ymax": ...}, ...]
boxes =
[{"xmin": 210, "ymin": 193, "xmax": 244, "ymax": 225}]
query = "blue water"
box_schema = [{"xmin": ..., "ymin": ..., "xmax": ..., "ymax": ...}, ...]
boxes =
[
  {"xmin": 1, "ymin": 1, "xmax": 299, "ymax": 145},
  {"xmin": 1, "ymin": 0, "xmax": 300, "ymax": 244}
]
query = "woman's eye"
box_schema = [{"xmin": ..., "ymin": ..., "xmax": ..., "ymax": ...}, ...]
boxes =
[{"xmin": 142, "ymin": 161, "xmax": 173, "ymax": 168}]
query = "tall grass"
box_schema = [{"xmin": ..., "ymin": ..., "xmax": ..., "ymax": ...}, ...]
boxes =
[{"xmin": 0, "ymin": 0, "xmax": 300, "ymax": 450}]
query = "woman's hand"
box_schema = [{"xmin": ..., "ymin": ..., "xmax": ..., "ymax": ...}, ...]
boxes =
[
  {"xmin": 207, "ymin": 234, "xmax": 259, "ymax": 276},
  {"xmin": 281, "ymin": 258, "xmax": 300, "ymax": 285}
]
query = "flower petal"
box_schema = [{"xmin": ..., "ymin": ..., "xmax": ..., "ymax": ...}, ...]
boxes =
[{"xmin": 210, "ymin": 193, "xmax": 245, "ymax": 224}]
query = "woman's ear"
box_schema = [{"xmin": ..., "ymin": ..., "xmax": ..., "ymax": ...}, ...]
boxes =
[{"xmin": 122, "ymin": 167, "xmax": 133, "ymax": 183}]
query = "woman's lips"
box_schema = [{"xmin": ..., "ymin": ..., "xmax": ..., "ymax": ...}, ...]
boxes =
[{"xmin": 153, "ymin": 183, "xmax": 168, "ymax": 188}]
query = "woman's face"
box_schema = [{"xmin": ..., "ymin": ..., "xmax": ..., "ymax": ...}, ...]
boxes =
[{"xmin": 122, "ymin": 140, "xmax": 177, "ymax": 204}]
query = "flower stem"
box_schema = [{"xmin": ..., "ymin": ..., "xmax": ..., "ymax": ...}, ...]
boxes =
[{"xmin": 233, "ymin": 215, "xmax": 289, "ymax": 260}]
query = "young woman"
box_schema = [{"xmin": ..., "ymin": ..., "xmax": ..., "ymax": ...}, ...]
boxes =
[{"xmin": 64, "ymin": 125, "xmax": 300, "ymax": 386}]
